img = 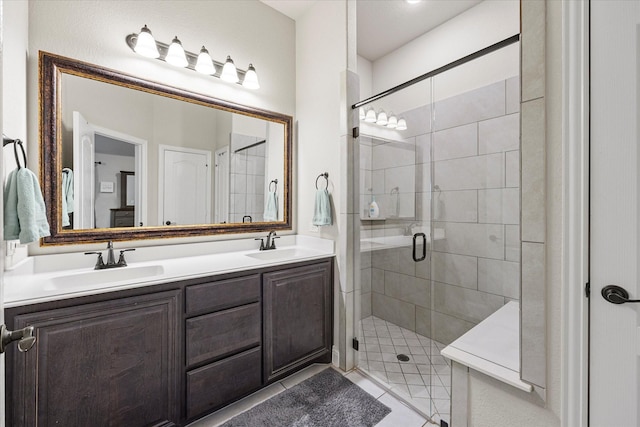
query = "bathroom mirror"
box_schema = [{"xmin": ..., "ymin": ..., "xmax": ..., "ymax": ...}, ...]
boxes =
[{"xmin": 40, "ymin": 51, "xmax": 292, "ymax": 244}]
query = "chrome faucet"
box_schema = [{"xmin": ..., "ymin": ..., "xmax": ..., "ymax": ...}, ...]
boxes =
[{"xmin": 85, "ymin": 241, "xmax": 135, "ymax": 269}]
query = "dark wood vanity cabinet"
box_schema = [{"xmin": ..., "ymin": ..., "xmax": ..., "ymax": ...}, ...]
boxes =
[
  {"xmin": 263, "ymin": 260, "xmax": 333, "ymax": 383},
  {"xmin": 5, "ymin": 258, "xmax": 333, "ymax": 427},
  {"xmin": 184, "ymin": 274, "xmax": 263, "ymax": 421},
  {"xmin": 6, "ymin": 290, "xmax": 181, "ymax": 427}
]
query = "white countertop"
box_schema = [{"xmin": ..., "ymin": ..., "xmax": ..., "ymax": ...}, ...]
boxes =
[
  {"xmin": 4, "ymin": 235, "xmax": 334, "ymax": 308},
  {"xmin": 440, "ymin": 301, "xmax": 532, "ymax": 392}
]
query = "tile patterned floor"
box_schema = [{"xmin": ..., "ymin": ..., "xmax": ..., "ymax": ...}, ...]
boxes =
[
  {"xmin": 357, "ymin": 316, "xmax": 451, "ymax": 425},
  {"xmin": 187, "ymin": 364, "xmax": 436, "ymax": 427}
]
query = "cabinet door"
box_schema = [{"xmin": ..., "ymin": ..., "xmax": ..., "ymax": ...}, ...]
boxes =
[
  {"xmin": 8, "ymin": 290, "xmax": 180, "ymax": 427},
  {"xmin": 263, "ymin": 260, "xmax": 332, "ymax": 382}
]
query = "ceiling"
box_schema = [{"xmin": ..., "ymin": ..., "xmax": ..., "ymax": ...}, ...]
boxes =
[{"xmin": 261, "ymin": 0, "xmax": 482, "ymax": 61}]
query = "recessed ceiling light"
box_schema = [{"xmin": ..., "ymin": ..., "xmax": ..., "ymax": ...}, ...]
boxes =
[{"xmin": 406, "ymin": 0, "xmax": 422, "ymax": 4}]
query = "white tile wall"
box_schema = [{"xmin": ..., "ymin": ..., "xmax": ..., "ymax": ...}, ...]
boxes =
[{"xmin": 362, "ymin": 77, "xmax": 521, "ymax": 353}]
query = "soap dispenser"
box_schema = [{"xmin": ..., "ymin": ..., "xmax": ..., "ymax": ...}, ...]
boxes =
[{"xmin": 369, "ymin": 196, "xmax": 380, "ymax": 218}]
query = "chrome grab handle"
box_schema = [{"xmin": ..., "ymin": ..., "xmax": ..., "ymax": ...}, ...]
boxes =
[
  {"xmin": 602, "ymin": 285, "xmax": 640, "ymax": 304},
  {"xmin": 412, "ymin": 232, "xmax": 426, "ymax": 262},
  {"xmin": 0, "ymin": 325, "xmax": 36, "ymax": 353}
]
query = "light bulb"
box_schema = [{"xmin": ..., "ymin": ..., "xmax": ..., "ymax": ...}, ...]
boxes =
[
  {"xmin": 387, "ymin": 114, "xmax": 398, "ymax": 129},
  {"xmin": 220, "ymin": 56, "xmax": 239, "ymax": 83},
  {"xmin": 376, "ymin": 110, "xmax": 388, "ymax": 126},
  {"xmin": 359, "ymin": 108, "xmax": 366, "ymax": 120},
  {"xmin": 165, "ymin": 36, "xmax": 188, "ymax": 67},
  {"xmin": 364, "ymin": 108, "xmax": 377, "ymax": 123},
  {"xmin": 134, "ymin": 25, "xmax": 159, "ymax": 58},
  {"xmin": 242, "ymin": 63, "xmax": 260, "ymax": 89},
  {"xmin": 396, "ymin": 118, "xmax": 407, "ymax": 131},
  {"xmin": 195, "ymin": 46, "xmax": 215, "ymax": 74}
]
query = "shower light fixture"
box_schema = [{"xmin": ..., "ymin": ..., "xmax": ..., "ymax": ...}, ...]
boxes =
[
  {"xmin": 360, "ymin": 107, "xmax": 408, "ymax": 131},
  {"xmin": 364, "ymin": 108, "xmax": 377, "ymax": 123},
  {"xmin": 387, "ymin": 114, "xmax": 398, "ymax": 129},
  {"xmin": 126, "ymin": 25, "xmax": 260, "ymax": 89},
  {"xmin": 376, "ymin": 110, "xmax": 388, "ymax": 126}
]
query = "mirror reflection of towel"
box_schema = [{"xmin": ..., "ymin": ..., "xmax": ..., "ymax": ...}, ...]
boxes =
[
  {"xmin": 62, "ymin": 168, "xmax": 74, "ymax": 227},
  {"xmin": 4, "ymin": 167, "xmax": 51, "ymax": 244},
  {"xmin": 264, "ymin": 191, "xmax": 278, "ymax": 221},
  {"xmin": 312, "ymin": 189, "xmax": 332, "ymax": 226}
]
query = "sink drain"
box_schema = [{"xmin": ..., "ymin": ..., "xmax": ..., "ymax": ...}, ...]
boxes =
[{"xmin": 397, "ymin": 354, "xmax": 410, "ymax": 362}]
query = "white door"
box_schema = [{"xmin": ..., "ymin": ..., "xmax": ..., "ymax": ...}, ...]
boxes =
[
  {"xmin": 160, "ymin": 146, "xmax": 211, "ymax": 226},
  {"xmin": 214, "ymin": 146, "xmax": 230, "ymax": 224},
  {"xmin": 72, "ymin": 111, "xmax": 95, "ymax": 229},
  {"xmin": 590, "ymin": 1, "xmax": 640, "ymax": 426}
]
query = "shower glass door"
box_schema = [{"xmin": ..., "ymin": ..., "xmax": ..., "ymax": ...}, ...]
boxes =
[
  {"xmin": 354, "ymin": 41, "xmax": 520, "ymax": 427},
  {"xmin": 356, "ymin": 76, "xmax": 436, "ymax": 420}
]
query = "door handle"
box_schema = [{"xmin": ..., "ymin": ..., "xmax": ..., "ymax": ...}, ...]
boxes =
[
  {"xmin": 412, "ymin": 232, "xmax": 426, "ymax": 262},
  {"xmin": 601, "ymin": 285, "xmax": 640, "ymax": 304},
  {"xmin": 0, "ymin": 325, "xmax": 36, "ymax": 353}
]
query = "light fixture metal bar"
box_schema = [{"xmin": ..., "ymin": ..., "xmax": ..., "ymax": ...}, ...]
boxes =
[{"xmin": 125, "ymin": 33, "xmax": 247, "ymax": 82}]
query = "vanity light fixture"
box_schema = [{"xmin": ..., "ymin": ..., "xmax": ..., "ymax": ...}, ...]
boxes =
[
  {"xmin": 242, "ymin": 64, "xmax": 260, "ymax": 89},
  {"xmin": 220, "ymin": 56, "xmax": 239, "ymax": 83},
  {"xmin": 359, "ymin": 108, "xmax": 366, "ymax": 120},
  {"xmin": 126, "ymin": 25, "xmax": 260, "ymax": 89},
  {"xmin": 165, "ymin": 36, "xmax": 188, "ymax": 67},
  {"xmin": 133, "ymin": 25, "xmax": 160, "ymax": 58},
  {"xmin": 195, "ymin": 46, "xmax": 215, "ymax": 75},
  {"xmin": 396, "ymin": 118, "xmax": 408, "ymax": 131}
]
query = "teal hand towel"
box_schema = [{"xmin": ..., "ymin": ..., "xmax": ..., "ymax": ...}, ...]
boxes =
[
  {"xmin": 4, "ymin": 168, "xmax": 51, "ymax": 244},
  {"xmin": 264, "ymin": 191, "xmax": 278, "ymax": 221},
  {"xmin": 312, "ymin": 189, "xmax": 332, "ymax": 226}
]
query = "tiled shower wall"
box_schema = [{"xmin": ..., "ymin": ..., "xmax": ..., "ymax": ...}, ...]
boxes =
[
  {"xmin": 361, "ymin": 76, "xmax": 520, "ymax": 345},
  {"xmin": 230, "ymin": 134, "xmax": 266, "ymax": 223}
]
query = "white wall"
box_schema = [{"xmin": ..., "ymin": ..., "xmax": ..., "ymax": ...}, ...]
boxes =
[
  {"xmin": 25, "ymin": 0, "xmax": 295, "ymax": 254},
  {"xmin": 3, "ymin": 0, "xmax": 29, "ymax": 266},
  {"xmin": 296, "ymin": 0, "xmax": 351, "ymax": 368},
  {"xmin": 371, "ymin": 0, "xmax": 519, "ymax": 95}
]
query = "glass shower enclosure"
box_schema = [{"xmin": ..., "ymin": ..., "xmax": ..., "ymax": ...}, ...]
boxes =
[{"xmin": 354, "ymin": 39, "xmax": 520, "ymax": 425}]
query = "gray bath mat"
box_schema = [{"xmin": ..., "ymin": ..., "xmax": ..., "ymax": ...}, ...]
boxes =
[{"xmin": 220, "ymin": 368, "xmax": 391, "ymax": 427}]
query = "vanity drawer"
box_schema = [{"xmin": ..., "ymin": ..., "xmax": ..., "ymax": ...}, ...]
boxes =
[
  {"xmin": 185, "ymin": 274, "xmax": 260, "ymax": 315},
  {"xmin": 186, "ymin": 302, "xmax": 261, "ymax": 367},
  {"xmin": 186, "ymin": 346, "xmax": 262, "ymax": 420}
]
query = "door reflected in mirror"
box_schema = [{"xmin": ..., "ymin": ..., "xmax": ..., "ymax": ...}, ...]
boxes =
[{"xmin": 41, "ymin": 51, "xmax": 292, "ymax": 244}]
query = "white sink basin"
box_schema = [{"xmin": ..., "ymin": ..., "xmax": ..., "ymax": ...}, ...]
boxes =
[
  {"xmin": 47, "ymin": 265, "xmax": 165, "ymax": 291},
  {"xmin": 245, "ymin": 248, "xmax": 316, "ymax": 261}
]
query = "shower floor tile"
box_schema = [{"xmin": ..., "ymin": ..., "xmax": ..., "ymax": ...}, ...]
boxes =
[{"xmin": 358, "ymin": 316, "xmax": 451, "ymax": 425}]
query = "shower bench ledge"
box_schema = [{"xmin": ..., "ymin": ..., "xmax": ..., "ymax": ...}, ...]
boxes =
[{"xmin": 441, "ymin": 301, "xmax": 532, "ymax": 392}]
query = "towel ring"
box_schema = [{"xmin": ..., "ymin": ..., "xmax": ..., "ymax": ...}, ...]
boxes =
[
  {"xmin": 269, "ymin": 179, "xmax": 278, "ymax": 192},
  {"xmin": 3, "ymin": 136, "xmax": 27, "ymax": 169},
  {"xmin": 316, "ymin": 172, "xmax": 329, "ymax": 190}
]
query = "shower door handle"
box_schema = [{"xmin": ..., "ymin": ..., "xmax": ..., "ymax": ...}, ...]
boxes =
[{"xmin": 412, "ymin": 232, "xmax": 426, "ymax": 262}]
